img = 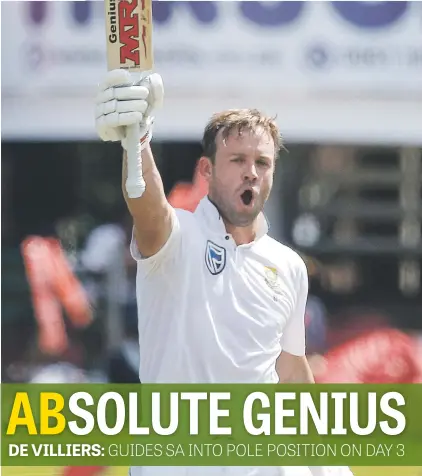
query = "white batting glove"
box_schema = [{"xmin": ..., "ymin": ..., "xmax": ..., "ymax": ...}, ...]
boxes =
[{"xmin": 95, "ymin": 69, "xmax": 164, "ymax": 150}]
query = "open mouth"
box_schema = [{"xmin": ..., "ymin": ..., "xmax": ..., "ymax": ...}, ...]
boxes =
[{"xmin": 240, "ymin": 189, "xmax": 253, "ymax": 206}]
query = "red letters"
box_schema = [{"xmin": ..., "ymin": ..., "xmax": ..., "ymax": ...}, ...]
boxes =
[{"xmin": 118, "ymin": 0, "xmax": 140, "ymax": 66}]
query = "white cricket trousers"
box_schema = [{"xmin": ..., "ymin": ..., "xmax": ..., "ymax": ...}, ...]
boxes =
[
  {"xmin": 129, "ymin": 467, "xmax": 354, "ymax": 476},
  {"xmin": 129, "ymin": 467, "xmax": 320, "ymax": 476}
]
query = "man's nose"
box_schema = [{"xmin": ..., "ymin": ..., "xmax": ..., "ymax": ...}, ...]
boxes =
[{"xmin": 243, "ymin": 163, "xmax": 258, "ymax": 181}]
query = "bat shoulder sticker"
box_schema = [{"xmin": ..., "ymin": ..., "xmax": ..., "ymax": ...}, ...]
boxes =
[{"xmin": 105, "ymin": 0, "xmax": 153, "ymax": 71}]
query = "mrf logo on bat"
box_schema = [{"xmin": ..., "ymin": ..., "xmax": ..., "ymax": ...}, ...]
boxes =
[{"xmin": 106, "ymin": 0, "xmax": 152, "ymax": 71}]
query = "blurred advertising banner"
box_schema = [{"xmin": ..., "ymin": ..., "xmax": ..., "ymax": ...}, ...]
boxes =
[{"xmin": 2, "ymin": 1, "xmax": 422, "ymax": 143}]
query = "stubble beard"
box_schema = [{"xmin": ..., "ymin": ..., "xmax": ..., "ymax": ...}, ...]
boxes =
[{"xmin": 208, "ymin": 183, "xmax": 268, "ymax": 228}]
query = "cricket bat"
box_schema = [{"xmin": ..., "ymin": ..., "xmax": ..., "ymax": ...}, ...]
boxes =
[{"xmin": 104, "ymin": 0, "xmax": 154, "ymax": 198}]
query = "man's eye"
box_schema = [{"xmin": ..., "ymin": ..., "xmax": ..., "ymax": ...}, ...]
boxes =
[{"xmin": 257, "ymin": 160, "xmax": 268, "ymax": 167}]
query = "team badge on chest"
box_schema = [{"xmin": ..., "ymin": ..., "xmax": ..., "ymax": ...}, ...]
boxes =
[
  {"xmin": 205, "ymin": 240, "xmax": 226, "ymax": 275},
  {"xmin": 264, "ymin": 266, "xmax": 282, "ymax": 295}
]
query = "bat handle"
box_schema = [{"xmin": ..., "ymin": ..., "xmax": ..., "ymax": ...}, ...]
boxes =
[{"xmin": 125, "ymin": 122, "xmax": 146, "ymax": 199}]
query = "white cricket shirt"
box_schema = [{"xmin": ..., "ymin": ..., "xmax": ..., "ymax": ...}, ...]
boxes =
[
  {"xmin": 131, "ymin": 197, "xmax": 308, "ymax": 384},
  {"xmin": 129, "ymin": 198, "xmax": 354, "ymax": 476}
]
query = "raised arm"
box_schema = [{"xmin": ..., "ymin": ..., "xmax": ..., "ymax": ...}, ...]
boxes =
[
  {"xmin": 95, "ymin": 69, "xmax": 172, "ymax": 258},
  {"xmin": 122, "ymin": 144, "xmax": 173, "ymax": 257}
]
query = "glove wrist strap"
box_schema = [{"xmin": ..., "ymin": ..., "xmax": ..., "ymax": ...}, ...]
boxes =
[{"xmin": 140, "ymin": 127, "xmax": 153, "ymax": 151}]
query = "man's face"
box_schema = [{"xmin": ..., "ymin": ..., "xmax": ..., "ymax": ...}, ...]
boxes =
[{"xmin": 203, "ymin": 127, "xmax": 275, "ymax": 227}]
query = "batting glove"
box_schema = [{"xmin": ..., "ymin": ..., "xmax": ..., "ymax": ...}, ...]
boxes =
[{"xmin": 95, "ymin": 69, "xmax": 164, "ymax": 150}]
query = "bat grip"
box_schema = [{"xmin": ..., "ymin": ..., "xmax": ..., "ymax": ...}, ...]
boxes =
[{"xmin": 125, "ymin": 123, "xmax": 146, "ymax": 199}]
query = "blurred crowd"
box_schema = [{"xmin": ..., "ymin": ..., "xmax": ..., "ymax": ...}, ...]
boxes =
[
  {"xmin": 2, "ymin": 158, "xmax": 421, "ymax": 476},
  {"xmin": 3, "ymin": 159, "xmax": 421, "ymax": 389}
]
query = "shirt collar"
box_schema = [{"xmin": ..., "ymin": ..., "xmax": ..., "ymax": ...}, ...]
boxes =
[{"xmin": 195, "ymin": 196, "xmax": 269, "ymax": 241}]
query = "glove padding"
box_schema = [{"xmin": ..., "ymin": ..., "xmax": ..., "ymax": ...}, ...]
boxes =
[{"xmin": 95, "ymin": 69, "xmax": 164, "ymax": 150}]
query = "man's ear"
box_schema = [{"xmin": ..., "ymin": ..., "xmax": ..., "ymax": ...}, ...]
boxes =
[{"xmin": 198, "ymin": 156, "xmax": 213, "ymax": 181}]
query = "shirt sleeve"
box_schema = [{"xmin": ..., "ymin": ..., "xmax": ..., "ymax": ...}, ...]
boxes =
[
  {"xmin": 129, "ymin": 208, "xmax": 184, "ymax": 275},
  {"xmin": 280, "ymin": 257, "xmax": 308, "ymax": 356}
]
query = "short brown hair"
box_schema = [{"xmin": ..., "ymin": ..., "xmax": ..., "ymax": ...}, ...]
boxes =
[{"xmin": 201, "ymin": 108, "xmax": 283, "ymax": 162}]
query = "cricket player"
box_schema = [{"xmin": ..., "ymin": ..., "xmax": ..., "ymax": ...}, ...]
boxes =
[{"xmin": 95, "ymin": 70, "xmax": 353, "ymax": 476}]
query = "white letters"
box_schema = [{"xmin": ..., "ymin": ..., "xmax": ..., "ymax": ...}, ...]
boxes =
[
  {"xmin": 68, "ymin": 392, "xmax": 95, "ymax": 436},
  {"xmin": 243, "ymin": 392, "xmax": 270, "ymax": 435},
  {"xmin": 379, "ymin": 392, "xmax": 406, "ymax": 435},
  {"xmin": 210, "ymin": 392, "xmax": 231, "ymax": 435}
]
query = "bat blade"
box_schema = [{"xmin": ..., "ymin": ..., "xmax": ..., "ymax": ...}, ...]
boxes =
[{"xmin": 105, "ymin": 0, "xmax": 153, "ymax": 73}]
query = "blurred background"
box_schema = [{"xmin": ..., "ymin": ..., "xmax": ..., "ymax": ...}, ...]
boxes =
[{"xmin": 1, "ymin": 1, "xmax": 422, "ymax": 475}]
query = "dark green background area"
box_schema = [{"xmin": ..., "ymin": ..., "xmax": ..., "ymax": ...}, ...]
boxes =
[{"xmin": 2, "ymin": 384, "xmax": 421, "ymax": 466}]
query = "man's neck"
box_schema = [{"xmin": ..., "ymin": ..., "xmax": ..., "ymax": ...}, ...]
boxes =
[
  {"xmin": 206, "ymin": 196, "xmax": 265, "ymax": 245},
  {"xmin": 223, "ymin": 218, "xmax": 260, "ymax": 246}
]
